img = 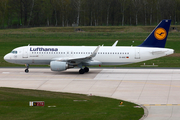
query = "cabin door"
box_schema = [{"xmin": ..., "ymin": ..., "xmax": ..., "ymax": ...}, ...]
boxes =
[
  {"xmin": 135, "ymin": 49, "xmax": 140, "ymax": 59},
  {"xmin": 23, "ymin": 48, "xmax": 28, "ymax": 58}
]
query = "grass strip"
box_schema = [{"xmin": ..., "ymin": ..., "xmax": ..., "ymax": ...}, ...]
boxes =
[{"xmin": 0, "ymin": 87, "xmax": 144, "ymax": 120}]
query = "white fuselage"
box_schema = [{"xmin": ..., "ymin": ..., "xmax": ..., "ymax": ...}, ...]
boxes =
[{"xmin": 4, "ymin": 46, "xmax": 174, "ymax": 66}]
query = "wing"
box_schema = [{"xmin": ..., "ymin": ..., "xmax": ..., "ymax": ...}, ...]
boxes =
[{"xmin": 52, "ymin": 46, "xmax": 101, "ymax": 65}]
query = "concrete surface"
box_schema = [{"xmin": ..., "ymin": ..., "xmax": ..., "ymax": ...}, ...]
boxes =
[{"xmin": 1, "ymin": 68, "xmax": 180, "ymax": 120}]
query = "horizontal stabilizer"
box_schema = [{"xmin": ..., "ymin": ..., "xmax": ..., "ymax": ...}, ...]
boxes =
[{"xmin": 151, "ymin": 50, "xmax": 168, "ymax": 54}]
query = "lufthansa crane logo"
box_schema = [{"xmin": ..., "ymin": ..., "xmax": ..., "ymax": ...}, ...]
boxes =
[{"xmin": 154, "ymin": 28, "xmax": 167, "ymax": 40}]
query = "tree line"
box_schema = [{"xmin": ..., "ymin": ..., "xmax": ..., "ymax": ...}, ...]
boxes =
[{"xmin": 0, "ymin": 0, "xmax": 180, "ymax": 28}]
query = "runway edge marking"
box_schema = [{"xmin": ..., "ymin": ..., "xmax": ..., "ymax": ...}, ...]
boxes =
[{"xmin": 142, "ymin": 104, "xmax": 180, "ymax": 106}]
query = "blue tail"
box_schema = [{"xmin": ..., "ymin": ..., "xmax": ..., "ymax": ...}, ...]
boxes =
[{"xmin": 138, "ymin": 20, "xmax": 171, "ymax": 48}]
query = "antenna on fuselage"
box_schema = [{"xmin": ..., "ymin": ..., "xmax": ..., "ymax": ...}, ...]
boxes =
[{"xmin": 28, "ymin": 44, "xmax": 30, "ymax": 46}]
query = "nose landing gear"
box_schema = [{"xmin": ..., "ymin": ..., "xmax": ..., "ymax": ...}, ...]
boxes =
[{"xmin": 25, "ymin": 64, "xmax": 29, "ymax": 73}]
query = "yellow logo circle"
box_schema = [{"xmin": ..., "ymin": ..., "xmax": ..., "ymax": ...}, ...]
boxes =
[{"xmin": 154, "ymin": 28, "xmax": 167, "ymax": 40}]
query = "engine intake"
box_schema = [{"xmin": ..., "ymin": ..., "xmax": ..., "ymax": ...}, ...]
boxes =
[{"xmin": 50, "ymin": 61, "xmax": 68, "ymax": 71}]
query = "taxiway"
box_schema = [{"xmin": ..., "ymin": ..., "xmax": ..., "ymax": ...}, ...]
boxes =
[{"xmin": 1, "ymin": 68, "xmax": 180, "ymax": 120}]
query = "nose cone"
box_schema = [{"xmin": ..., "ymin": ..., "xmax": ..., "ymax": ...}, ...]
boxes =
[
  {"xmin": 4, "ymin": 54, "xmax": 8, "ymax": 62},
  {"xmin": 4, "ymin": 54, "xmax": 11, "ymax": 63}
]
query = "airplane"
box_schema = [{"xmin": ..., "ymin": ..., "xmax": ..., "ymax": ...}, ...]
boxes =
[{"xmin": 4, "ymin": 20, "xmax": 174, "ymax": 74}]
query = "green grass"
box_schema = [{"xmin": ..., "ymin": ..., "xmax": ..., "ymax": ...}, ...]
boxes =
[
  {"xmin": 0, "ymin": 87, "xmax": 144, "ymax": 120},
  {"xmin": 0, "ymin": 26, "xmax": 180, "ymax": 67}
]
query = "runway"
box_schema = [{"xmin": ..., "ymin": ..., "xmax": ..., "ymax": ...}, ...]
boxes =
[{"xmin": 1, "ymin": 68, "xmax": 180, "ymax": 120}]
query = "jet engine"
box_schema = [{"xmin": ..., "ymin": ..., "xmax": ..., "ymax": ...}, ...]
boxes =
[{"xmin": 50, "ymin": 61, "xmax": 68, "ymax": 71}]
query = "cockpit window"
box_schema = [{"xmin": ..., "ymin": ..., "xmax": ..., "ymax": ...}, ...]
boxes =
[{"xmin": 11, "ymin": 51, "xmax": 17, "ymax": 54}]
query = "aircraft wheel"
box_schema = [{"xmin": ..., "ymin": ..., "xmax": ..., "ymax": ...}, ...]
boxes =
[
  {"xmin": 25, "ymin": 69, "xmax": 29, "ymax": 73},
  {"xmin": 84, "ymin": 67, "xmax": 89, "ymax": 72},
  {"xmin": 79, "ymin": 69, "xmax": 85, "ymax": 74},
  {"xmin": 25, "ymin": 64, "xmax": 29, "ymax": 73}
]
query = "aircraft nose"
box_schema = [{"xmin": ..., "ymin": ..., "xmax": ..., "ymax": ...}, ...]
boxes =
[{"xmin": 4, "ymin": 54, "xmax": 9, "ymax": 62}]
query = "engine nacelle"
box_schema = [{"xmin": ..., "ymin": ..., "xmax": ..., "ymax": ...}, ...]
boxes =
[{"xmin": 50, "ymin": 61, "xmax": 68, "ymax": 71}]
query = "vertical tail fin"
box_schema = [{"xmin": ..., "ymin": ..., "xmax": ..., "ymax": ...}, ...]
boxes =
[{"xmin": 138, "ymin": 20, "xmax": 171, "ymax": 48}]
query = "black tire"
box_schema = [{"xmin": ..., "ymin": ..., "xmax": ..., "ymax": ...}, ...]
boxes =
[
  {"xmin": 79, "ymin": 69, "xmax": 85, "ymax": 74},
  {"xmin": 25, "ymin": 69, "xmax": 29, "ymax": 73},
  {"xmin": 84, "ymin": 67, "xmax": 89, "ymax": 72}
]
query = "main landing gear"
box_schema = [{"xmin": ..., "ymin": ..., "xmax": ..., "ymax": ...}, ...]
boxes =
[
  {"xmin": 79, "ymin": 67, "xmax": 89, "ymax": 74},
  {"xmin": 25, "ymin": 64, "xmax": 29, "ymax": 73}
]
